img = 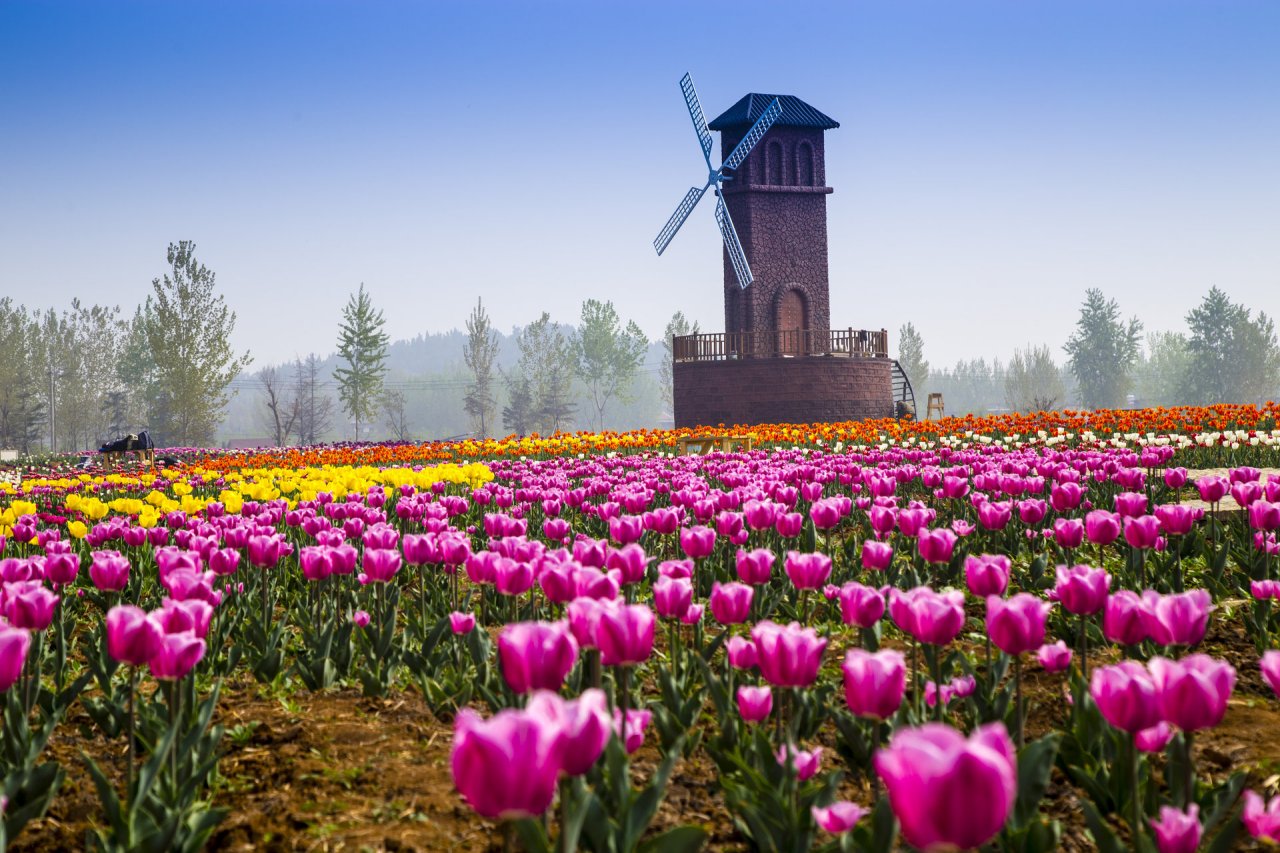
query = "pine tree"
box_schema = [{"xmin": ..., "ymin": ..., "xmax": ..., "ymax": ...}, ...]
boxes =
[
  {"xmin": 501, "ymin": 371, "xmax": 534, "ymax": 436},
  {"xmin": 333, "ymin": 284, "xmax": 390, "ymax": 440},
  {"xmin": 143, "ymin": 241, "xmax": 253, "ymax": 446},
  {"xmin": 463, "ymin": 298, "xmax": 500, "ymax": 438},
  {"xmin": 1063, "ymin": 289, "xmax": 1143, "ymax": 410}
]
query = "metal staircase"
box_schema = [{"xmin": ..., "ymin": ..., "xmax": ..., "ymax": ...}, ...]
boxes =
[{"xmin": 890, "ymin": 360, "xmax": 916, "ymax": 420}]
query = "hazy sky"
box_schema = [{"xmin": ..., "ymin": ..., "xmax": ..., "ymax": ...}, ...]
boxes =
[{"xmin": 2, "ymin": 0, "xmax": 1277, "ymax": 368}]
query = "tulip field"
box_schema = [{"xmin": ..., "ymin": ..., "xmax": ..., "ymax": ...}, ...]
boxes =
[{"xmin": 5, "ymin": 407, "xmax": 1280, "ymax": 851}]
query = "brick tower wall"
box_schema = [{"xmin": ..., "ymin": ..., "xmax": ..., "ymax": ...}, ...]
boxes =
[
  {"xmin": 672, "ymin": 357, "xmax": 893, "ymax": 429},
  {"xmin": 718, "ymin": 126, "xmax": 832, "ymax": 337}
]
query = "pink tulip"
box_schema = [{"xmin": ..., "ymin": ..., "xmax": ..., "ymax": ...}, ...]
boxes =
[
  {"xmin": 1261, "ymin": 651, "xmax": 1280, "ymax": 697},
  {"xmin": 809, "ymin": 498, "xmax": 843, "ymax": 530},
  {"xmin": 986, "ymin": 594, "xmax": 1052, "ymax": 656},
  {"xmin": 527, "ymin": 689, "xmax": 611, "ymax": 776},
  {"xmin": 1018, "ymin": 499, "xmax": 1048, "ymax": 526},
  {"xmin": 1194, "ymin": 475, "xmax": 1229, "ymax": 504},
  {"xmin": 1123, "ymin": 515, "xmax": 1161, "ymax": 549},
  {"xmin": 1052, "ymin": 517, "xmax": 1085, "ymax": 549},
  {"xmin": 596, "ymin": 603, "xmax": 655, "ymax": 666},
  {"xmin": 784, "ymin": 551, "xmax": 832, "ymax": 590},
  {"xmin": 897, "ymin": 508, "xmax": 932, "ymax": 538},
  {"xmin": 449, "ymin": 611, "xmax": 476, "ymax": 634},
  {"xmin": 653, "ymin": 575, "xmax": 694, "ymax": 620},
  {"xmin": 608, "ymin": 515, "xmax": 644, "ymax": 545},
  {"xmin": 352, "ymin": 610, "xmax": 371, "ymax": 628},
  {"xmin": 1135, "ymin": 722, "xmax": 1174, "ymax": 753},
  {"xmin": 0, "ymin": 623, "xmax": 31, "ymax": 692},
  {"xmin": 1103, "ymin": 590, "xmax": 1150, "ymax": 645},
  {"xmin": 875, "ymin": 722, "xmax": 1017, "ymax": 852},
  {"xmin": 775, "ymin": 512, "xmax": 803, "ymax": 538},
  {"xmin": 709, "ymin": 582, "xmax": 754, "ymax": 625},
  {"xmin": 89, "ymin": 550, "xmax": 130, "ymax": 592},
  {"xmin": 1114, "ymin": 492, "xmax": 1148, "ymax": 518},
  {"xmin": 498, "ymin": 621, "xmax": 579, "ymax": 694},
  {"xmin": 680, "ymin": 603, "xmax": 704, "ymax": 625},
  {"xmin": 743, "ymin": 500, "xmax": 778, "ymax": 531},
  {"xmin": 615, "ymin": 707, "xmax": 651, "ymax": 754},
  {"xmin": 917, "ymin": 528, "xmax": 957, "ymax": 564},
  {"xmin": 1148, "ymin": 654, "xmax": 1235, "ymax": 732},
  {"xmin": 246, "ymin": 534, "xmax": 284, "ymax": 568},
  {"xmin": 964, "ymin": 554, "xmax": 1011, "ymax": 598},
  {"xmin": 451, "ymin": 706, "xmax": 561, "ymax": 819},
  {"xmin": 605, "ymin": 543, "xmax": 648, "ymax": 585},
  {"xmin": 43, "ymin": 551, "xmax": 79, "ymax": 586},
  {"xmin": 1090, "ymin": 661, "xmax": 1162, "ymax": 733},
  {"xmin": 1054, "ymin": 564, "xmax": 1110, "ymax": 615},
  {"xmin": 751, "ymin": 620, "xmax": 827, "ymax": 688},
  {"xmin": 299, "ymin": 546, "xmax": 334, "ymax": 581},
  {"xmin": 1148, "ymin": 804, "xmax": 1201, "ymax": 853},
  {"xmin": 737, "ymin": 685, "xmax": 773, "ymax": 723},
  {"xmin": 842, "ymin": 648, "xmax": 906, "ymax": 720},
  {"xmin": 838, "ymin": 582, "xmax": 886, "ymax": 628},
  {"xmin": 735, "ymin": 548, "xmax": 775, "ymax": 585},
  {"xmin": 811, "ymin": 801, "xmax": 868, "ymax": 834},
  {"xmin": 1142, "ymin": 589, "xmax": 1213, "ymax": 646},
  {"xmin": 1155, "ymin": 504, "xmax": 1202, "ymax": 536},
  {"xmin": 208, "ymin": 548, "xmax": 240, "ymax": 576},
  {"xmin": 679, "ymin": 525, "xmax": 716, "ymax": 559},
  {"xmin": 890, "ymin": 587, "xmax": 966, "ymax": 646},
  {"xmin": 1164, "ymin": 467, "xmax": 1188, "ymax": 489},
  {"xmin": 1250, "ymin": 501, "xmax": 1280, "ymax": 532},
  {"xmin": 3, "ymin": 582, "xmax": 59, "ymax": 631},
  {"xmin": 725, "ymin": 636, "xmax": 757, "ymax": 669},
  {"xmin": 361, "ymin": 548, "xmax": 402, "ymax": 583},
  {"xmin": 861, "ymin": 540, "xmax": 894, "ymax": 571},
  {"xmin": 153, "ymin": 597, "xmax": 214, "ymax": 639},
  {"xmin": 775, "ymin": 744, "xmax": 823, "ymax": 781},
  {"xmin": 148, "ymin": 631, "xmax": 206, "ymax": 680},
  {"xmin": 1243, "ymin": 790, "xmax": 1280, "ymax": 843},
  {"xmin": 977, "ymin": 500, "xmax": 1012, "ymax": 531},
  {"xmin": 1085, "ymin": 510, "xmax": 1122, "ymax": 546},
  {"xmin": 1037, "ymin": 640, "xmax": 1072, "ymax": 673},
  {"xmin": 1050, "ymin": 482, "xmax": 1085, "ymax": 512}
]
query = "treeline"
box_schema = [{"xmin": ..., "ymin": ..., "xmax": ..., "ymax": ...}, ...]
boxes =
[{"xmin": 897, "ymin": 287, "xmax": 1280, "ymax": 416}]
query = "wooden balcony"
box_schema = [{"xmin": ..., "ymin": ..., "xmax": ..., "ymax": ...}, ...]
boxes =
[{"xmin": 672, "ymin": 328, "xmax": 889, "ymax": 363}]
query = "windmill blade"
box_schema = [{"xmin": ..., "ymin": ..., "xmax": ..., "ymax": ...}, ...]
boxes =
[
  {"xmin": 715, "ymin": 195, "xmax": 754, "ymax": 289},
  {"xmin": 653, "ymin": 183, "xmax": 710, "ymax": 256},
  {"xmin": 721, "ymin": 97, "xmax": 782, "ymax": 173},
  {"xmin": 680, "ymin": 73, "xmax": 714, "ymax": 168}
]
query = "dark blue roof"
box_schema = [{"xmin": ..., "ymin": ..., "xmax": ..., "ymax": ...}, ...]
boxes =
[{"xmin": 708, "ymin": 93, "xmax": 839, "ymax": 130}]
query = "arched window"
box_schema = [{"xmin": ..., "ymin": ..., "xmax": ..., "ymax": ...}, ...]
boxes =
[
  {"xmin": 796, "ymin": 142, "xmax": 814, "ymax": 186},
  {"xmin": 765, "ymin": 140, "xmax": 784, "ymax": 186}
]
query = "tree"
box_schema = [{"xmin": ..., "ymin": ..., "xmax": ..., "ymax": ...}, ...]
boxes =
[
  {"xmin": 258, "ymin": 366, "xmax": 298, "ymax": 447},
  {"xmin": 463, "ymin": 298, "xmax": 500, "ymax": 438},
  {"xmin": 896, "ymin": 323, "xmax": 930, "ymax": 398},
  {"xmin": 382, "ymin": 389, "xmax": 411, "ymax": 441},
  {"xmin": 333, "ymin": 284, "xmax": 390, "ymax": 440},
  {"xmin": 1005, "ymin": 345, "xmax": 1064, "ymax": 412},
  {"xmin": 143, "ymin": 241, "xmax": 253, "ymax": 446},
  {"xmin": 1179, "ymin": 287, "xmax": 1279, "ymax": 405},
  {"xmin": 515, "ymin": 313, "xmax": 575, "ymax": 434},
  {"xmin": 116, "ymin": 306, "xmax": 158, "ymax": 434},
  {"xmin": 0, "ymin": 299, "xmax": 46, "ymax": 453},
  {"xmin": 292, "ymin": 354, "xmax": 334, "ymax": 445},
  {"xmin": 501, "ymin": 370, "xmax": 535, "ymax": 437},
  {"xmin": 1062, "ymin": 289, "xmax": 1143, "ymax": 410},
  {"xmin": 570, "ymin": 299, "xmax": 648, "ymax": 431},
  {"xmin": 1136, "ymin": 331, "xmax": 1190, "ymax": 406},
  {"xmin": 659, "ymin": 311, "xmax": 698, "ymax": 413}
]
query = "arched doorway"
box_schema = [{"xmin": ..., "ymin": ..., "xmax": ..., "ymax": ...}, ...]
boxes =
[{"xmin": 777, "ymin": 288, "xmax": 806, "ymax": 355}]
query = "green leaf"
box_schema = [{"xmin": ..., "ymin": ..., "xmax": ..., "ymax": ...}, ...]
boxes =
[
  {"xmin": 1081, "ymin": 801, "xmax": 1127, "ymax": 853},
  {"xmin": 1013, "ymin": 733, "xmax": 1061, "ymax": 827},
  {"xmin": 637, "ymin": 824, "xmax": 708, "ymax": 853}
]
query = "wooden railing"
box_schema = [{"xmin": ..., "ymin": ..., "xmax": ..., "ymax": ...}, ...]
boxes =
[{"xmin": 672, "ymin": 328, "xmax": 889, "ymax": 362}]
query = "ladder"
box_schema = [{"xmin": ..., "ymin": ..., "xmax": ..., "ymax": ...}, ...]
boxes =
[{"xmin": 890, "ymin": 360, "xmax": 916, "ymax": 420}]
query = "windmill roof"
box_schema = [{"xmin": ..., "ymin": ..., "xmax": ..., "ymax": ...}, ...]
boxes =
[{"xmin": 708, "ymin": 93, "xmax": 839, "ymax": 130}]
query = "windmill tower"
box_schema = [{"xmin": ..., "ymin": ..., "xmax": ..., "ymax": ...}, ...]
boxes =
[
  {"xmin": 709, "ymin": 94, "xmax": 838, "ymax": 344},
  {"xmin": 656, "ymin": 75, "xmax": 907, "ymax": 429}
]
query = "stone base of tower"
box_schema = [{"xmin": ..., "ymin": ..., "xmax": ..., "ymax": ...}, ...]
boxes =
[{"xmin": 673, "ymin": 356, "xmax": 894, "ymax": 429}]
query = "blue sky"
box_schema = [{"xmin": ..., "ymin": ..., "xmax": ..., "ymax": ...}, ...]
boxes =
[{"xmin": 2, "ymin": 0, "xmax": 1277, "ymax": 368}]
